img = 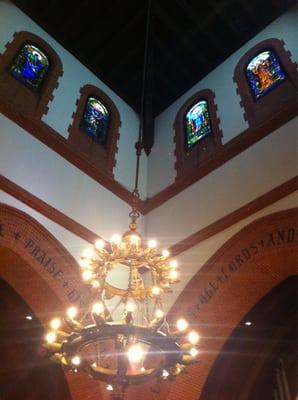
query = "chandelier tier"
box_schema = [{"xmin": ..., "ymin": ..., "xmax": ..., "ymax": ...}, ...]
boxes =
[{"xmin": 44, "ymin": 218, "xmax": 200, "ymax": 392}]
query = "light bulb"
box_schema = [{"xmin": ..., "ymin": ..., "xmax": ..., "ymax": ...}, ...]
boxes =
[
  {"xmin": 148, "ymin": 239, "xmax": 157, "ymax": 249},
  {"xmin": 71, "ymin": 355, "xmax": 81, "ymax": 366},
  {"xmin": 152, "ymin": 286, "xmax": 160, "ymax": 295},
  {"xmin": 188, "ymin": 331, "xmax": 200, "ymax": 344},
  {"xmin": 111, "ymin": 234, "xmax": 121, "ymax": 244},
  {"xmin": 162, "ymin": 369, "xmax": 169, "ymax": 378},
  {"xmin": 169, "ymin": 269, "xmax": 179, "ymax": 280},
  {"xmin": 92, "ymin": 302, "xmax": 104, "ymax": 315},
  {"xmin": 46, "ymin": 331, "xmax": 56, "ymax": 343},
  {"xmin": 162, "ymin": 249, "xmax": 170, "ymax": 257},
  {"xmin": 127, "ymin": 344, "xmax": 144, "ymax": 363},
  {"xmin": 79, "ymin": 258, "xmax": 91, "ymax": 269},
  {"xmin": 176, "ymin": 318, "xmax": 189, "ymax": 332},
  {"xmin": 50, "ymin": 318, "xmax": 61, "ymax": 330},
  {"xmin": 106, "ymin": 384, "xmax": 113, "ymax": 391},
  {"xmin": 91, "ymin": 279, "xmax": 100, "ymax": 289},
  {"xmin": 95, "ymin": 239, "xmax": 105, "ymax": 250},
  {"xmin": 67, "ymin": 306, "xmax": 78, "ymax": 320},
  {"xmin": 82, "ymin": 248, "xmax": 94, "ymax": 258},
  {"xmin": 155, "ymin": 309, "xmax": 164, "ymax": 319},
  {"xmin": 169, "ymin": 259, "xmax": 178, "ymax": 268},
  {"xmin": 130, "ymin": 234, "xmax": 140, "ymax": 245},
  {"xmin": 189, "ymin": 347, "xmax": 199, "ymax": 358},
  {"xmin": 82, "ymin": 270, "xmax": 93, "ymax": 281},
  {"xmin": 126, "ymin": 302, "xmax": 135, "ymax": 312},
  {"xmin": 26, "ymin": 315, "xmax": 33, "ymax": 320}
]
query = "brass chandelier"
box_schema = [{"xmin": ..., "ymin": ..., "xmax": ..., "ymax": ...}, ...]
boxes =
[
  {"xmin": 44, "ymin": 1, "xmax": 200, "ymax": 398},
  {"xmin": 44, "ymin": 215, "xmax": 200, "ymax": 395}
]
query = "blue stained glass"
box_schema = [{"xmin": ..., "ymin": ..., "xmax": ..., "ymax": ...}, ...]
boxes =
[
  {"xmin": 185, "ymin": 100, "xmax": 212, "ymax": 149},
  {"xmin": 10, "ymin": 44, "xmax": 49, "ymax": 90},
  {"xmin": 246, "ymin": 50, "xmax": 285, "ymax": 99},
  {"xmin": 81, "ymin": 97, "xmax": 109, "ymax": 143}
]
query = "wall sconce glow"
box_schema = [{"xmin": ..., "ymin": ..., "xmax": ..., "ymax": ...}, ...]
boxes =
[
  {"xmin": 245, "ymin": 321, "xmax": 252, "ymax": 326},
  {"xmin": 106, "ymin": 384, "xmax": 113, "ymax": 391},
  {"xmin": 25, "ymin": 315, "xmax": 33, "ymax": 320}
]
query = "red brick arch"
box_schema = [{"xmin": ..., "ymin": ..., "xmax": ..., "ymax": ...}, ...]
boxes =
[
  {"xmin": 0, "ymin": 203, "xmax": 104, "ymax": 400},
  {"xmin": 162, "ymin": 208, "xmax": 298, "ymax": 400}
]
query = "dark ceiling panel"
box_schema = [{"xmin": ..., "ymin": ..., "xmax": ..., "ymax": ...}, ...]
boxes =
[{"xmin": 11, "ymin": 0, "xmax": 296, "ymax": 117}]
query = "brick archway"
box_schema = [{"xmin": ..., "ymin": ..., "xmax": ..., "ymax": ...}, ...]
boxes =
[
  {"xmin": 0, "ymin": 203, "xmax": 104, "ymax": 400},
  {"xmin": 162, "ymin": 208, "xmax": 297, "ymax": 400}
]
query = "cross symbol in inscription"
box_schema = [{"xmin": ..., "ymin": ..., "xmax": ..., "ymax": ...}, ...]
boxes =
[
  {"xmin": 63, "ymin": 281, "xmax": 69, "ymax": 288},
  {"xmin": 14, "ymin": 231, "xmax": 21, "ymax": 240}
]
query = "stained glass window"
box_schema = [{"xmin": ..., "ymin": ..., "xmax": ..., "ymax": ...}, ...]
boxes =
[
  {"xmin": 246, "ymin": 50, "xmax": 285, "ymax": 99},
  {"xmin": 10, "ymin": 44, "xmax": 49, "ymax": 90},
  {"xmin": 185, "ymin": 100, "xmax": 212, "ymax": 149},
  {"xmin": 80, "ymin": 97, "xmax": 110, "ymax": 143}
]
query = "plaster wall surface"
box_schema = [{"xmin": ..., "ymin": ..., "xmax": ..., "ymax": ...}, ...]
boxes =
[
  {"xmin": 161, "ymin": 191, "xmax": 298, "ymax": 313},
  {"xmin": 0, "ymin": 113, "xmax": 146, "ymax": 238},
  {"xmin": 146, "ymin": 117, "xmax": 297, "ymax": 248},
  {"xmin": 147, "ymin": 6, "xmax": 298, "ymax": 196},
  {"xmin": 0, "ymin": 0, "xmax": 147, "ymax": 196}
]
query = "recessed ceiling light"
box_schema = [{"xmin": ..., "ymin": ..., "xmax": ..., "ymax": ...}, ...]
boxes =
[
  {"xmin": 245, "ymin": 321, "xmax": 252, "ymax": 326},
  {"xmin": 26, "ymin": 315, "xmax": 33, "ymax": 320}
]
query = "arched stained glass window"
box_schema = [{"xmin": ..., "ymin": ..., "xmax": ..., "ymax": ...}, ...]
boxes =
[
  {"xmin": 10, "ymin": 44, "xmax": 49, "ymax": 90},
  {"xmin": 80, "ymin": 97, "xmax": 110, "ymax": 144},
  {"xmin": 246, "ymin": 50, "xmax": 285, "ymax": 99},
  {"xmin": 185, "ymin": 100, "xmax": 212, "ymax": 149}
]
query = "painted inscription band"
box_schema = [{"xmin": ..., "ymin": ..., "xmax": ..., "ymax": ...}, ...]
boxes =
[
  {"xmin": 0, "ymin": 221, "xmax": 83, "ymax": 305},
  {"xmin": 186, "ymin": 227, "xmax": 297, "ymax": 319}
]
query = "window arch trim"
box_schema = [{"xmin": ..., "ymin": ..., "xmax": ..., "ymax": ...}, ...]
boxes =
[
  {"xmin": 174, "ymin": 89, "xmax": 222, "ymax": 180},
  {"xmin": 0, "ymin": 31, "xmax": 63, "ymax": 119},
  {"xmin": 68, "ymin": 85, "xmax": 121, "ymax": 177},
  {"xmin": 233, "ymin": 38, "xmax": 298, "ymax": 127}
]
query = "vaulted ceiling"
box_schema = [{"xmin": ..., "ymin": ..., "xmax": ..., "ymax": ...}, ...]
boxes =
[{"xmin": 12, "ymin": 0, "xmax": 295, "ymax": 117}]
